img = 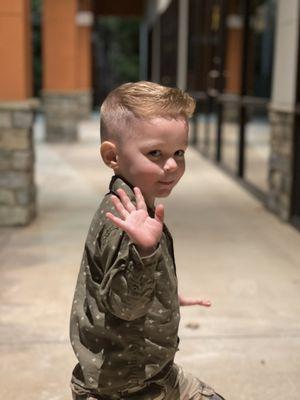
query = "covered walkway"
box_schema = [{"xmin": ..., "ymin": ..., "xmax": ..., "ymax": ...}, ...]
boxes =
[{"xmin": 0, "ymin": 117, "xmax": 300, "ymax": 400}]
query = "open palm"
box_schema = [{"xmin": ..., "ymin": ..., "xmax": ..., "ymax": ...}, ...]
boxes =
[{"xmin": 106, "ymin": 187, "xmax": 164, "ymax": 256}]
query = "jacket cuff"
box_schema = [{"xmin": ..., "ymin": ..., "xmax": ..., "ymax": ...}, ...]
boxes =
[{"xmin": 129, "ymin": 242, "xmax": 162, "ymax": 269}]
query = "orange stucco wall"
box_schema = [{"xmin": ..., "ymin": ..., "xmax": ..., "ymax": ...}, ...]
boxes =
[
  {"xmin": 225, "ymin": 28, "xmax": 243, "ymax": 94},
  {"xmin": 43, "ymin": 0, "xmax": 91, "ymax": 92},
  {"xmin": 77, "ymin": 20, "xmax": 92, "ymax": 90},
  {"xmin": 0, "ymin": 0, "xmax": 32, "ymax": 100}
]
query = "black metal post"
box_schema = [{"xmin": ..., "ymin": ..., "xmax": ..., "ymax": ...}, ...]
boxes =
[
  {"xmin": 238, "ymin": 0, "xmax": 250, "ymax": 178},
  {"xmin": 216, "ymin": 0, "xmax": 227, "ymax": 162}
]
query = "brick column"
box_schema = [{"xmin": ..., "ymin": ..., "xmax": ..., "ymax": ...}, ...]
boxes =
[
  {"xmin": 42, "ymin": 0, "xmax": 92, "ymax": 142},
  {"xmin": 0, "ymin": 0, "xmax": 37, "ymax": 226}
]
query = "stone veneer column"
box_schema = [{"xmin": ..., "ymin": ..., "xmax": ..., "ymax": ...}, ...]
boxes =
[
  {"xmin": 0, "ymin": 0, "xmax": 37, "ymax": 226},
  {"xmin": 267, "ymin": 0, "xmax": 299, "ymax": 222},
  {"xmin": 0, "ymin": 100, "xmax": 38, "ymax": 226},
  {"xmin": 43, "ymin": 90, "xmax": 92, "ymax": 142},
  {"xmin": 267, "ymin": 110, "xmax": 294, "ymax": 221}
]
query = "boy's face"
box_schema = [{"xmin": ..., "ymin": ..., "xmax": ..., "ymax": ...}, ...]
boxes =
[{"xmin": 114, "ymin": 117, "xmax": 188, "ymax": 206}]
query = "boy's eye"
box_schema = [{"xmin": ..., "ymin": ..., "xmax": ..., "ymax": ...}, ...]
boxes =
[
  {"xmin": 148, "ymin": 150, "xmax": 161, "ymax": 157},
  {"xmin": 175, "ymin": 150, "xmax": 185, "ymax": 157}
]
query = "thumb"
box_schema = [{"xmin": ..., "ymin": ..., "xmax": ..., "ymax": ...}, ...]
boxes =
[{"xmin": 154, "ymin": 203, "xmax": 164, "ymax": 224}]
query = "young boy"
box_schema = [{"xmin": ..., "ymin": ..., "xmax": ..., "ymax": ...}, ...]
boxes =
[{"xmin": 70, "ymin": 81, "xmax": 225, "ymax": 400}]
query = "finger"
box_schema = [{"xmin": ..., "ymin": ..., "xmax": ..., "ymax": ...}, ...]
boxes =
[
  {"xmin": 197, "ymin": 300, "xmax": 212, "ymax": 307},
  {"xmin": 183, "ymin": 299, "xmax": 211, "ymax": 307},
  {"xmin": 110, "ymin": 195, "xmax": 129, "ymax": 220},
  {"xmin": 192, "ymin": 299, "xmax": 211, "ymax": 307},
  {"xmin": 134, "ymin": 187, "xmax": 147, "ymax": 211},
  {"xmin": 106, "ymin": 212, "xmax": 127, "ymax": 231},
  {"xmin": 116, "ymin": 188, "xmax": 136, "ymax": 212},
  {"xmin": 154, "ymin": 204, "xmax": 164, "ymax": 224}
]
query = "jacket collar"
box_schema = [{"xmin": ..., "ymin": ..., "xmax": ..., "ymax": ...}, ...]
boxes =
[{"xmin": 108, "ymin": 175, "xmax": 155, "ymax": 216}]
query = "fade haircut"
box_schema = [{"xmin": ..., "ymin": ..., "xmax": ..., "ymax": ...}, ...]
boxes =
[{"xmin": 100, "ymin": 81, "xmax": 195, "ymax": 143}]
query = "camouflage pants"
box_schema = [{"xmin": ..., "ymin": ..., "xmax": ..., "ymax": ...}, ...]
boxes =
[{"xmin": 71, "ymin": 364, "xmax": 225, "ymax": 400}]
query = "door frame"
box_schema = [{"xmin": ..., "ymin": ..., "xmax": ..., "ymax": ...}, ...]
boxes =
[{"xmin": 290, "ymin": 22, "xmax": 300, "ymax": 230}]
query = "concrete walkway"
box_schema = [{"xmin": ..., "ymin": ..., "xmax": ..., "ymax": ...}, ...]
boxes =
[{"xmin": 1, "ymin": 116, "xmax": 300, "ymax": 400}]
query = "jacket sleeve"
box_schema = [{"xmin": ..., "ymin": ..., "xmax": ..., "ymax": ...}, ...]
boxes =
[{"xmin": 86, "ymin": 223, "xmax": 162, "ymax": 321}]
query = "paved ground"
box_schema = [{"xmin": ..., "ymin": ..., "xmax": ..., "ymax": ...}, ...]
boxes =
[{"xmin": 1, "ymin": 116, "xmax": 300, "ymax": 400}]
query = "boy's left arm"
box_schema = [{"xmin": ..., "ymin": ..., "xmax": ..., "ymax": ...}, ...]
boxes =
[{"xmin": 178, "ymin": 293, "xmax": 211, "ymax": 307}]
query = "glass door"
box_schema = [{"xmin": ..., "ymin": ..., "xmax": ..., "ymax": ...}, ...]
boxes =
[
  {"xmin": 189, "ymin": 0, "xmax": 276, "ymax": 201},
  {"xmin": 188, "ymin": 0, "xmax": 226, "ymax": 159},
  {"xmin": 220, "ymin": 0, "xmax": 244, "ymax": 174},
  {"xmin": 243, "ymin": 0, "xmax": 275, "ymax": 194}
]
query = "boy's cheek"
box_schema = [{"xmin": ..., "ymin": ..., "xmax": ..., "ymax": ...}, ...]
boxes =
[{"xmin": 179, "ymin": 164, "xmax": 186, "ymax": 178}]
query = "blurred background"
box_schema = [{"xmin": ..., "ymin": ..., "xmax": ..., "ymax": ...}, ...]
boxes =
[
  {"xmin": 1, "ymin": 0, "xmax": 300, "ymax": 228},
  {"xmin": 1, "ymin": 1, "xmax": 300, "ymax": 400}
]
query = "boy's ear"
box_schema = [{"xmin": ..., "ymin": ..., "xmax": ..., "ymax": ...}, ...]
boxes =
[{"xmin": 100, "ymin": 141, "xmax": 119, "ymax": 170}]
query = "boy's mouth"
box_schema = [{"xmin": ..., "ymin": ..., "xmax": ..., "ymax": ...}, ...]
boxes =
[{"xmin": 158, "ymin": 180, "xmax": 175, "ymax": 185}]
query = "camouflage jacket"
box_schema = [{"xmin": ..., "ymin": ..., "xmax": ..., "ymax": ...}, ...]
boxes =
[{"xmin": 70, "ymin": 175, "xmax": 180, "ymax": 397}]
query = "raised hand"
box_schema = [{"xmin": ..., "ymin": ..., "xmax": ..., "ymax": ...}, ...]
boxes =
[{"xmin": 106, "ymin": 187, "xmax": 164, "ymax": 257}]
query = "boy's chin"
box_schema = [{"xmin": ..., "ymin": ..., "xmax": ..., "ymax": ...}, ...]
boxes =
[{"xmin": 155, "ymin": 189, "xmax": 173, "ymax": 198}]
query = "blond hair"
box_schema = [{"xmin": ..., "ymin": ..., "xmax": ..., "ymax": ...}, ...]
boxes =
[{"xmin": 100, "ymin": 81, "xmax": 195, "ymax": 143}]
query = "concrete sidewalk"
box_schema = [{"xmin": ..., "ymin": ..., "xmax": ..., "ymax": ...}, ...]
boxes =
[{"xmin": 1, "ymin": 116, "xmax": 300, "ymax": 400}]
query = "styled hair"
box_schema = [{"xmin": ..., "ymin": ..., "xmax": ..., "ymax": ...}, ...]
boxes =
[{"xmin": 100, "ymin": 81, "xmax": 195, "ymax": 143}]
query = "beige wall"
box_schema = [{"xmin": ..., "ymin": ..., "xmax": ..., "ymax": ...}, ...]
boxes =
[{"xmin": 271, "ymin": 0, "xmax": 300, "ymax": 111}]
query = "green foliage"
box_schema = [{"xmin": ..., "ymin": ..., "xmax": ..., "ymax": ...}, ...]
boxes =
[
  {"xmin": 96, "ymin": 16, "xmax": 140, "ymax": 86},
  {"xmin": 94, "ymin": 16, "xmax": 140, "ymax": 97}
]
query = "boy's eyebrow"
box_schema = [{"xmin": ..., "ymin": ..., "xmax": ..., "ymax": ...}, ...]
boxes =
[{"xmin": 139, "ymin": 139, "xmax": 188, "ymax": 148}]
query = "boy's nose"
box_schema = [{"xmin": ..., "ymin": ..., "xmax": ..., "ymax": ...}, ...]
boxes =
[{"xmin": 163, "ymin": 157, "xmax": 177, "ymax": 172}]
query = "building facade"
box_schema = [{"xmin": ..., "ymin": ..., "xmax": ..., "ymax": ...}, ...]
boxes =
[
  {"xmin": 144, "ymin": 0, "xmax": 300, "ymax": 230},
  {"xmin": 0, "ymin": 0, "xmax": 143, "ymax": 226},
  {"xmin": 0, "ymin": 0, "xmax": 299, "ymax": 229}
]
